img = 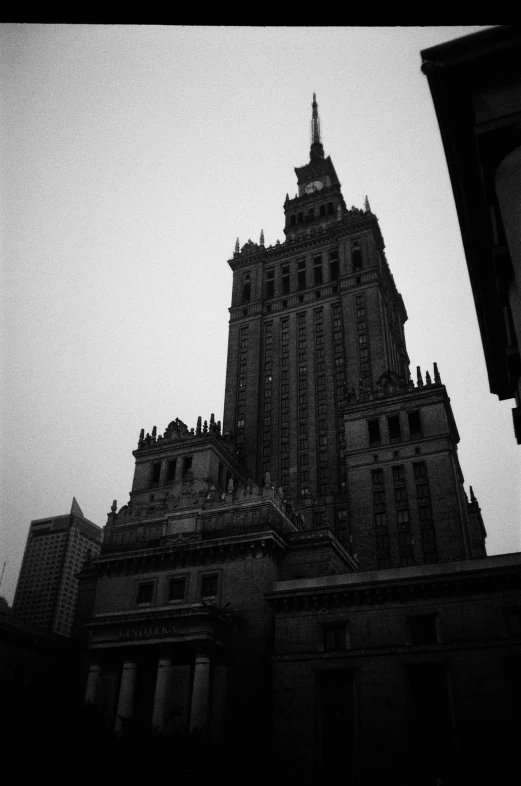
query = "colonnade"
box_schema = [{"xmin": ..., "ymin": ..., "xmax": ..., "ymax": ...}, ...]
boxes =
[{"xmin": 85, "ymin": 644, "xmax": 226, "ymax": 738}]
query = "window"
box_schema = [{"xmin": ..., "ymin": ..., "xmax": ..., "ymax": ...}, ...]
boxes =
[
  {"xmin": 408, "ymin": 410, "xmax": 422, "ymax": 438},
  {"xmin": 150, "ymin": 462, "xmax": 161, "ymax": 487},
  {"xmin": 414, "ymin": 462, "xmax": 427, "ymax": 481},
  {"xmin": 169, "ymin": 577, "xmax": 186, "ymax": 602},
  {"xmin": 266, "ymin": 269, "xmax": 275, "ymax": 299},
  {"xmin": 201, "ymin": 574, "xmax": 218, "ymax": 599},
  {"xmin": 368, "ymin": 419, "xmax": 381, "ymax": 446},
  {"xmin": 373, "ymin": 490, "xmax": 386, "ymax": 506},
  {"xmin": 297, "ymin": 260, "xmax": 306, "ymax": 290},
  {"xmin": 352, "ymin": 249, "xmax": 362, "ymax": 271},
  {"xmin": 376, "ymin": 532, "xmax": 390, "ymax": 550},
  {"xmin": 388, "ymin": 415, "xmax": 401, "ymax": 443},
  {"xmin": 372, "ymin": 468, "xmax": 384, "ymax": 486},
  {"xmin": 375, "ymin": 512, "xmax": 387, "ymax": 527},
  {"xmin": 395, "ymin": 487, "xmax": 408, "ymax": 504},
  {"xmin": 282, "ymin": 265, "xmax": 290, "ymax": 294},
  {"xmin": 409, "ymin": 614, "xmax": 438, "ymax": 646},
  {"xmin": 397, "ymin": 509, "xmax": 410, "ymax": 526},
  {"xmin": 314, "ymin": 256, "xmax": 323, "ymax": 284},
  {"xmin": 242, "ymin": 273, "xmax": 251, "ymax": 303},
  {"xmin": 417, "ymin": 483, "xmax": 430, "ymax": 500},
  {"xmin": 323, "ymin": 623, "xmax": 348, "ymax": 651},
  {"xmin": 182, "ymin": 456, "xmax": 193, "ymax": 476},
  {"xmin": 166, "ymin": 459, "xmax": 177, "ymax": 483},
  {"xmin": 392, "ymin": 465, "xmax": 406, "ymax": 483},
  {"xmin": 137, "ymin": 582, "xmax": 154, "ymax": 606}
]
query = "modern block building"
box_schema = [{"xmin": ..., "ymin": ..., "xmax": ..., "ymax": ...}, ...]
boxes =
[
  {"xmin": 76, "ymin": 97, "xmax": 521, "ymax": 785},
  {"xmin": 13, "ymin": 498, "xmax": 102, "ymax": 637}
]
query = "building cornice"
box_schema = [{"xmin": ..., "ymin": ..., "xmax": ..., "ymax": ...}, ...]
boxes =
[
  {"xmin": 266, "ymin": 554, "xmax": 521, "ymax": 611},
  {"xmin": 94, "ymin": 529, "xmax": 288, "ymax": 575}
]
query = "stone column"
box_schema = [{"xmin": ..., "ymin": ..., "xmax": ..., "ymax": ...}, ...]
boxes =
[
  {"xmin": 152, "ymin": 652, "xmax": 174, "ymax": 732},
  {"xmin": 211, "ymin": 661, "xmax": 227, "ymax": 743},
  {"xmin": 115, "ymin": 659, "xmax": 138, "ymax": 734},
  {"xmin": 189, "ymin": 646, "xmax": 212, "ymax": 735},
  {"xmin": 84, "ymin": 661, "xmax": 101, "ymax": 704}
]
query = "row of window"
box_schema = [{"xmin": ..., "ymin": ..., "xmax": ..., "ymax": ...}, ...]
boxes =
[
  {"xmin": 372, "ymin": 463, "xmax": 437, "ymax": 567},
  {"xmin": 322, "ymin": 613, "xmax": 441, "ymax": 652},
  {"xmin": 136, "ymin": 573, "xmax": 219, "ymax": 607},
  {"xmin": 297, "ymin": 313, "xmax": 309, "ymax": 497},
  {"xmin": 236, "ymin": 325, "xmax": 249, "ymax": 449},
  {"xmin": 356, "ymin": 293, "xmax": 371, "ymax": 389},
  {"xmin": 287, "ymin": 202, "xmax": 336, "ymax": 226},
  {"xmin": 261, "ymin": 322, "xmax": 274, "ymax": 476},
  {"xmin": 149, "ymin": 456, "xmax": 192, "ymax": 488},
  {"xmin": 368, "ymin": 410, "xmax": 422, "ymax": 447},
  {"xmin": 323, "ymin": 607, "xmax": 521, "ymax": 652},
  {"xmin": 242, "ymin": 250, "xmax": 342, "ymax": 304}
]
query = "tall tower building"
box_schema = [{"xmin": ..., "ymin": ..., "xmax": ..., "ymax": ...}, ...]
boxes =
[
  {"xmin": 223, "ymin": 96, "xmax": 481, "ymax": 567},
  {"xmin": 13, "ymin": 498, "xmax": 102, "ymax": 637},
  {"xmin": 74, "ymin": 97, "xmax": 503, "ymax": 781}
]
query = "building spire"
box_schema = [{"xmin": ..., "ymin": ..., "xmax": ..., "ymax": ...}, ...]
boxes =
[{"xmin": 310, "ymin": 93, "xmax": 324, "ymax": 160}]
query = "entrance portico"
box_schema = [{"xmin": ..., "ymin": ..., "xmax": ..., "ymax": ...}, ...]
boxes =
[{"xmin": 85, "ymin": 603, "xmax": 232, "ymax": 739}]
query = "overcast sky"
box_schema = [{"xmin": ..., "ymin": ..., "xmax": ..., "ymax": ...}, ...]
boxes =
[{"xmin": 1, "ymin": 25, "xmax": 519, "ymax": 605}]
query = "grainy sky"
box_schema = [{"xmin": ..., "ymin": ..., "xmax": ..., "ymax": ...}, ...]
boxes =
[{"xmin": 1, "ymin": 25, "xmax": 520, "ymax": 605}]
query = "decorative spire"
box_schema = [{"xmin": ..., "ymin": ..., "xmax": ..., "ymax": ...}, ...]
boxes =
[
  {"xmin": 364, "ymin": 195, "xmax": 371, "ymax": 213},
  {"xmin": 310, "ymin": 93, "xmax": 324, "ymax": 160},
  {"xmin": 433, "ymin": 362, "xmax": 441, "ymax": 384},
  {"xmin": 470, "ymin": 486, "xmax": 477, "ymax": 503},
  {"xmin": 311, "ymin": 93, "xmax": 320, "ymax": 144},
  {"xmin": 260, "ymin": 229, "xmax": 265, "ymax": 246},
  {"xmin": 196, "ymin": 416, "xmax": 202, "ymax": 436},
  {"xmin": 234, "ymin": 238, "xmax": 240, "ymax": 255},
  {"xmin": 425, "ymin": 370, "xmax": 432, "ymax": 385},
  {"xmin": 416, "ymin": 366, "xmax": 424, "ymax": 388}
]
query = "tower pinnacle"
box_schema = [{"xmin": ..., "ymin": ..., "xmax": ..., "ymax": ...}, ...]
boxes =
[{"xmin": 310, "ymin": 93, "xmax": 324, "ymax": 160}]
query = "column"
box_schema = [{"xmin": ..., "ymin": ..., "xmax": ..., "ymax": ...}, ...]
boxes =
[
  {"xmin": 84, "ymin": 661, "xmax": 101, "ymax": 704},
  {"xmin": 211, "ymin": 661, "xmax": 227, "ymax": 743},
  {"xmin": 152, "ymin": 651, "xmax": 174, "ymax": 732},
  {"xmin": 189, "ymin": 647, "xmax": 212, "ymax": 735},
  {"xmin": 115, "ymin": 659, "xmax": 138, "ymax": 734}
]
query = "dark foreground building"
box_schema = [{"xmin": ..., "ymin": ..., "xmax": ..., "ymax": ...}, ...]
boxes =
[
  {"xmin": 75, "ymin": 97, "xmax": 521, "ymax": 786},
  {"xmin": 421, "ymin": 26, "xmax": 521, "ymax": 443}
]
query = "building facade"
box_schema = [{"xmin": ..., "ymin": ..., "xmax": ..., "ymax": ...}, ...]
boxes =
[
  {"xmin": 76, "ymin": 98, "xmax": 521, "ymax": 785},
  {"xmin": 13, "ymin": 498, "xmax": 102, "ymax": 637}
]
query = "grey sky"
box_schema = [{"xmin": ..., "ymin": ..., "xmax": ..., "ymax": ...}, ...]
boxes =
[{"xmin": 2, "ymin": 25, "xmax": 520, "ymax": 604}]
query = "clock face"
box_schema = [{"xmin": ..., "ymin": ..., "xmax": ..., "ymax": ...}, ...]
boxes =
[{"xmin": 305, "ymin": 180, "xmax": 323, "ymax": 194}]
